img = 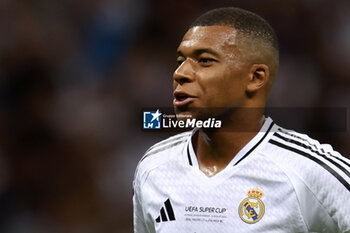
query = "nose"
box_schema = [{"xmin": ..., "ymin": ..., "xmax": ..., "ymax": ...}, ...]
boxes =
[{"xmin": 173, "ymin": 59, "xmax": 195, "ymax": 85}]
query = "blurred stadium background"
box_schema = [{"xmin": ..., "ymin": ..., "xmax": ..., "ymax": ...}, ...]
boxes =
[{"xmin": 0, "ymin": 0, "xmax": 349, "ymax": 232}]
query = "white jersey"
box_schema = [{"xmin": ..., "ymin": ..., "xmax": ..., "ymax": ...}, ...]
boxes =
[{"xmin": 133, "ymin": 117, "xmax": 350, "ymax": 233}]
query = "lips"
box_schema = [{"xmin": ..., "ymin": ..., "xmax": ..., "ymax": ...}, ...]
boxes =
[{"xmin": 173, "ymin": 91, "xmax": 197, "ymax": 107}]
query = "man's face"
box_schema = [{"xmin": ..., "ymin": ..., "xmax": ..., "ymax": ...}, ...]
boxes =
[{"xmin": 173, "ymin": 25, "xmax": 251, "ymax": 119}]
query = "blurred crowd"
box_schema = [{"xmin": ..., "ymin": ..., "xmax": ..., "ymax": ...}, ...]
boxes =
[{"xmin": 0, "ymin": 0, "xmax": 349, "ymax": 232}]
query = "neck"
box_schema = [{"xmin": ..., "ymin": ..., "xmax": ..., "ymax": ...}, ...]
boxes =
[{"xmin": 194, "ymin": 109, "xmax": 265, "ymax": 177}]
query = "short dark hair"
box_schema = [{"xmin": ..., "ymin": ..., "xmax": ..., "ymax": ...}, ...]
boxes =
[
  {"xmin": 190, "ymin": 7, "xmax": 279, "ymax": 51},
  {"xmin": 190, "ymin": 7, "xmax": 279, "ymax": 79}
]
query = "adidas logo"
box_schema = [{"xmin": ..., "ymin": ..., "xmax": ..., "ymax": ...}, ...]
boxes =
[{"xmin": 155, "ymin": 198, "xmax": 176, "ymax": 223}]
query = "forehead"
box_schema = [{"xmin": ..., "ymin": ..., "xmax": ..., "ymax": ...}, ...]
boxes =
[{"xmin": 178, "ymin": 26, "xmax": 239, "ymax": 53}]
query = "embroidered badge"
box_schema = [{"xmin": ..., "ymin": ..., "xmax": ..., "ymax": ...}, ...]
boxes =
[{"xmin": 238, "ymin": 187, "xmax": 265, "ymax": 224}]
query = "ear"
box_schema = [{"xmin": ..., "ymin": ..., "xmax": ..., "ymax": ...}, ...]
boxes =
[{"xmin": 246, "ymin": 64, "xmax": 269, "ymax": 93}]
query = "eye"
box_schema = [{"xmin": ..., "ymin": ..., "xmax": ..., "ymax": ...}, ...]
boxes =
[
  {"xmin": 176, "ymin": 57, "xmax": 185, "ymax": 66},
  {"xmin": 198, "ymin": 57, "xmax": 217, "ymax": 65}
]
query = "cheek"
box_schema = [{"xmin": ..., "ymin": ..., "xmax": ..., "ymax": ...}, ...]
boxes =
[
  {"xmin": 208, "ymin": 68, "xmax": 235, "ymax": 92},
  {"xmin": 199, "ymin": 73, "xmax": 230, "ymax": 104},
  {"xmin": 206, "ymin": 69, "xmax": 246, "ymax": 106}
]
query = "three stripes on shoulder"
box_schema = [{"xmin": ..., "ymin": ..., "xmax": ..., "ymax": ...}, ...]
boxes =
[
  {"xmin": 269, "ymin": 128, "xmax": 350, "ymax": 191},
  {"xmin": 141, "ymin": 131, "xmax": 192, "ymax": 161}
]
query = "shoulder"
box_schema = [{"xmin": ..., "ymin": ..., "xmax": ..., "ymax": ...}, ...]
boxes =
[
  {"xmin": 133, "ymin": 131, "xmax": 192, "ymax": 184},
  {"xmin": 265, "ymin": 125, "xmax": 350, "ymax": 191},
  {"xmin": 143, "ymin": 130, "xmax": 192, "ymax": 160},
  {"xmin": 264, "ymin": 125, "xmax": 350, "ymax": 231}
]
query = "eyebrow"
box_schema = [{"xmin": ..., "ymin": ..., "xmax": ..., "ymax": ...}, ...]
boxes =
[{"xmin": 177, "ymin": 48, "xmax": 220, "ymax": 57}]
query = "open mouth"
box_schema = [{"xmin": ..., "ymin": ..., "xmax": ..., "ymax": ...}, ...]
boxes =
[
  {"xmin": 173, "ymin": 91, "xmax": 196, "ymax": 107},
  {"xmin": 174, "ymin": 92, "xmax": 189, "ymax": 101}
]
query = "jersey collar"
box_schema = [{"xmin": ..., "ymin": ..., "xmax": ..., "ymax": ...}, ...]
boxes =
[{"xmin": 186, "ymin": 116, "xmax": 275, "ymax": 168}]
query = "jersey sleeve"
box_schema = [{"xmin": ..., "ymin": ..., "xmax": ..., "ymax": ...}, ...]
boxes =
[
  {"xmin": 267, "ymin": 129, "xmax": 350, "ymax": 232},
  {"xmin": 133, "ymin": 167, "xmax": 148, "ymax": 233},
  {"xmin": 296, "ymin": 158, "xmax": 350, "ymax": 233},
  {"xmin": 296, "ymin": 150, "xmax": 350, "ymax": 232},
  {"xmin": 295, "ymin": 150, "xmax": 350, "ymax": 232},
  {"xmin": 317, "ymin": 150, "xmax": 350, "ymax": 232},
  {"xmin": 133, "ymin": 189, "xmax": 147, "ymax": 233},
  {"xmin": 302, "ymin": 141, "xmax": 350, "ymax": 232}
]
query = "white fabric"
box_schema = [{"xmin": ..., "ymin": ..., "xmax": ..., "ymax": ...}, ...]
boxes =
[{"xmin": 133, "ymin": 117, "xmax": 350, "ymax": 233}]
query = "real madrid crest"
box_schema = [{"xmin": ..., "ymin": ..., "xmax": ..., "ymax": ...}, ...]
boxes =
[{"xmin": 238, "ymin": 187, "xmax": 265, "ymax": 224}]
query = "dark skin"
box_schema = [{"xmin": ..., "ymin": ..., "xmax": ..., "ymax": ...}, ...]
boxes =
[{"xmin": 173, "ymin": 26, "xmax": 271, "ymax": 177}]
